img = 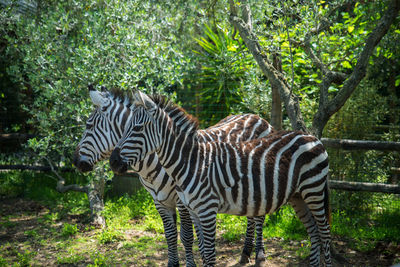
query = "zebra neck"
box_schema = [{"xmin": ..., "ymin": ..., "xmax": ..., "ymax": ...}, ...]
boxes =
[
  {"xmin": 154, "ymin": 124, "xmax": 201, "ymax": 187},
  {"xmin": 108, "ymin": 103, "xmax": 132, "ymax": 138}
]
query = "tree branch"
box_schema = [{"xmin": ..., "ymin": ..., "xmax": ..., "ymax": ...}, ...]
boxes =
[
  {"xmin": 312, "ymin": 0, "xmax": 400, "ymax": 137},
  {"xmin": 229, "ymin": 0, "xmax": 307, "ymax": 132},
  {"xmin": 44, "ymin": 157, "xmax": 88, "ymax": 194}
]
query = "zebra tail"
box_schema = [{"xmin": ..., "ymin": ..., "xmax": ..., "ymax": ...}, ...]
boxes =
[{"xmin": 324, "ymin": 181, "xmax": 332, "ymax": 226}]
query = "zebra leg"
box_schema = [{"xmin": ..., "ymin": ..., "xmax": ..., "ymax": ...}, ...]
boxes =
[
  {"xmin": 289, "ymin": 193, "xmax": 321, "ymax": 267},
  {"xmin": 191, "ymin": 210, "xmax": 217, "ymax": 267},
  {"xmin": 254, "ymin": 216, "xmax": 266, "ymax": 267},
  {"xmin": 154, "ymin": 202, "xmax": 180, "ymax": 267},
  {"xmin": 300, "ymin": 182, "xmax": 332, "ymax": 267},
  {"xmin": 190, "ymin": 212, "xmax": 206, "ymax": 263},
  {"xmin": 239, "ymin": 217, "xmax": 255, "ymax": 264},
  {"xmin": 310, "ymin": 183, "xmax": 332, "ymax": 267},
  {"xmin": 177, "ymin": 202, "xmax": 196, "ymax": 267},
  {"xmin": 240, "ymin": 216, "xmax": 266, "ymax": 266}
]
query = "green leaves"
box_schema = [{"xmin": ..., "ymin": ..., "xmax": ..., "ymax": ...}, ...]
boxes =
[
  {"xmin": 192, "ymin": 25, "xmax": 251, "ymax": 126},
  {"xmin": 2, "ymin": 0, "xmax": 196, "ymax": 166}
]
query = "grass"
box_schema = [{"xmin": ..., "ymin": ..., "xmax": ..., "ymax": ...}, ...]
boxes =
[
  {"xmin": 1, "ymin": 171, "xmax": 400, "ymax": 266},
  {"xmin": 61, "ymin": 223, "xmax": 79, "ymax": 237}
]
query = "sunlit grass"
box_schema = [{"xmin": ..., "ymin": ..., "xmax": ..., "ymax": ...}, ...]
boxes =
[{"xmin": 1, "ymin": 170, "xmax": 400, "ymax": 266}]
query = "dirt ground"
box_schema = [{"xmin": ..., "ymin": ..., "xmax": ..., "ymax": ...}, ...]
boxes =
[{"xmin": 0, "ymin": 198, "xmax": 399, "ymax": 266}]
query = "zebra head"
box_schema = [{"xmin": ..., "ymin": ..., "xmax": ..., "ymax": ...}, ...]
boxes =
[
  {"xmin": 110, "ymin": 91, "xmax": 159, "ymax": 174},
  {"xmin": 73, "ymin": 85, "xmax": 128, "ymax": 172}
]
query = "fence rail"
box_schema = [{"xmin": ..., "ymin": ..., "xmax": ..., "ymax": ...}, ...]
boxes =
[
  {"xmin": 1, "ymin": 164, "xmax": 399, "ymax": 194},
  {"xmin": 0, "ymin": 164, "xmax": 74, "ymax": 172},
  {"xmin": 329, "ymin": 180, "xmax": 400, "ymax": 194},
  {"xmin": 321, "ymin": 138, "xmax": 400, "ymax": 151}
]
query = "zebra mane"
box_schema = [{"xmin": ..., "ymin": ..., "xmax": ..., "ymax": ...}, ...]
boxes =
[
  {"xmin": 149, "ymin": 94, "xmax": 200, "ymax": 138},
  {"xmin": 105, "ymin": 88, "xmax": 200, "ymax": 137},
  {"xmin": 107, "ymin": 87, "xmax": 134, "ymax": 106}
]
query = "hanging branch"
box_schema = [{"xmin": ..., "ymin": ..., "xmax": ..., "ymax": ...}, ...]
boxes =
[
  {"xmin": 311, "ymin": 0, "xmax": 400, "ymax": 137},
  {"xmin": 230, "ymin": 0, "xmax": 400, "ymax": 138},
  {"xmin": 44, "ymin": 157, "xmax": 106, "ymax": 227},
  {"xmin": 44, "ymin": 157, "xmax": 88, "ymax": 193},
  {"xmin": 229, "ymin": 0, "xmax": 308, "ymax": 132}
]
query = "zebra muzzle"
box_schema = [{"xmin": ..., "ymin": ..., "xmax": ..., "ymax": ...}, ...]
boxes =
[
  {"xmin": 73, "ymin": 148, "xmax": 94, "ymax": 173},
  {"xmin": 110, "ymin": 147, "xmax": 128, "ymax": 174}
]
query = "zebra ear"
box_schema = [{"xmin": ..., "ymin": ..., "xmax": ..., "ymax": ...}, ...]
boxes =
[
  {"xmin": 133, "ymin": 91, "xmax": 156, "ymax": 110},
  {"xmin": 89, "ymin": 87, "xmax": 108, "ymax": 107}
]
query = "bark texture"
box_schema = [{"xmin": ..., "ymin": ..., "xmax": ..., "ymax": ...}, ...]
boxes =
[
  {"xmin": 45, "ymin": 158, "xmax": 106, "ymax": 228},
  {"xmin": 329, "ymin": 180, "xmax": 400, "ymax": 194},
  {"xmin": 229, "ymin": 0, "xmax": 308, "ymax": 133},
  {"xmin": 229, "ymin": 0, "xmax": 400, "ymax": 137},
  {"xmin": 311, "ymin": 0, "xmax": 400, "ymax": 137},
  {"xmin": 321, "ymin": 138, "xmax": 400, "ymax": 151}
]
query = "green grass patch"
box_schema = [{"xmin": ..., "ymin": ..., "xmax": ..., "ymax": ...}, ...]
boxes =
[
  {"xmin": 0, "ymin": 217, "xmax": 17, "ymax": 229},
  {"xmin": 57, "ymin": 252, "xmax": 86, "ymax": 265},
  {"xmin": 132, "ymin": 236, "xmax": 154, "ymax": 251},
  {"xmin": 97, "ymin": 228, "xmax": 124, "ymax": 244},
  {"xmin": 263, "ymin": 205, "xmax": 307, "ymax": 241},
  {"xmin": 24, "ymin": 229, "xmax": 39, "ymax": 239},
  {"xmin": 331, "ymin": 193, "xmax": 400, "ymax": 243},
  {"xmin": 89, "ymin": 251, "xmax": 115, "ymax": 267},
  {"xmin": 216, "ymin": 214, "xmax": 247, "ymax": 241},
  {"xmin": 61, "ymin": 223, "xmax": 79, "ymax": 237},
  {"xmin": 0, "ymin": 256, "xmax": 7, "ymax": 267},
  {"xmin": 16, "ymin": 249, "xmax": 36, "ymax": 266}
]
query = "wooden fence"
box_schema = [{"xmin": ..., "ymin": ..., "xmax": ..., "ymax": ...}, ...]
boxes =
[
  {"xmin": 1, "ymin": 138, "xmax": 400, "ymax": 195},
  {"xmin": 321, "ymin": 138, "xmax": 400, "ymax": 194}
]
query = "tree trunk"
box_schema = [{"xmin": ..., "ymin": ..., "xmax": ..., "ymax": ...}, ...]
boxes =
[
  {"xmin": 42, "ymin": 158, "xmax": 106, "ymax": 227},
  {"xmin": 229, "ymin": 0, "xmax": 308, "ymax": 133},
  {"xmin": 270, "ymin": 53, "xmax": 282, "ymax": 130},
  {"xmin": 88, "ymin": 172, "xmax": 106, "ymax": 228},
  {"xmin": 230, "ymin": 0, "xmax": 400, "ymax": 138}
]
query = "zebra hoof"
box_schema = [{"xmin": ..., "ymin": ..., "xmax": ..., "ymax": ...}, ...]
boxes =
[
  {"xmin": 167, "ymin": 261, "xmax": 179, "ymax": 267},
  {"xmin": 254, "ymin": 251, "xmax": 266, "ymax": 267},
  {"xmin": 239, "ymin": 253, "xmax": 251, "ymax": 264},
  {"xmin": 254, "ymin": 259, "xmax": 266, "ymax": 267}
]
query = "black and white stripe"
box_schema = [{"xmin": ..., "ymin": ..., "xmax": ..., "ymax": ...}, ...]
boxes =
[
  {"xmin": 74, "ymin": 86, "xmax": 275, "ymax": 266},
  {"xmin": 110, "ymin": 91, "xmax": 332, "ymax": 267}
]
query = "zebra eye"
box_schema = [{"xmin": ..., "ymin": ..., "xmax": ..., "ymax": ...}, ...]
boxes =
[{"xmin": 132, "ymin": 125, "xmax": 144, "ymax": 132}]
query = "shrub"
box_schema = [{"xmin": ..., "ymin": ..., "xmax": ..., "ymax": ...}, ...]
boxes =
[{"xmin": 61, "ymin": 223, "xmax": 79, "ymax": 237}]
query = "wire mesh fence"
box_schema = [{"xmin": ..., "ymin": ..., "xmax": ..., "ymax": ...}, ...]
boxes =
[{"xmin": 1, "ymin": 94, "xmax": 399, "ymax": 228}]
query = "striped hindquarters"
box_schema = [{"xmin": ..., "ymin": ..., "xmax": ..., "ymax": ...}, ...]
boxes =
[{"xmin": 211, "ymin": 131, "xmax": 329, "ymax": 217}]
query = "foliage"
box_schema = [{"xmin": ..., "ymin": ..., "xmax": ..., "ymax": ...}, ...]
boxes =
[
  {"xmin": 62, "ymin": 223, "xmax": 79, "ymax": 237},
  {"xmin": 0, "ymin": 173, "xmax": 399, "ymax": 265},
  {"xmin": 97, "ymin": 228, "xmax": 124, "ymax": 244},
  {"xmin": 2, "ymin": 0, "xmax": 398, "ymax": 169},
  {"xmin": 242, "ymin": 1, "xmax": 399, "ymax": 130},
  {"xmin": 1, "ymin": 0, "xmax": 196, "ymax": 167},
  {"xmin": 216, "ymin": 213, "xmax": 247, "ymax": 241},
  {"xmin": 191, "ymin": 24, "xmax": 253, "ymax": 125}
]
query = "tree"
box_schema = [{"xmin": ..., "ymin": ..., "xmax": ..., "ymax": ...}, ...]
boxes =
[
  {"xmin": 229, "ymin": 0, "xmax": 400, "ymax": 137},
  {"xmin": 1, "ymin": 0, "xmax": 199, "ymax": 225}
]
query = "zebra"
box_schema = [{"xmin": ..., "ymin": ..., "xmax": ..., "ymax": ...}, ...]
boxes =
[
  {"xmin": 73, "ymin": 85, "xmax": 275, "ymax": 266},
  {"xmin": 110, "ymin": 90, "xmax": 332, "ymax": 267}
]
